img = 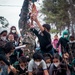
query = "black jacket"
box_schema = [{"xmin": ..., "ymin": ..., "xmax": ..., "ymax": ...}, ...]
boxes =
[{"xmin": 30, "ymin": 28, "xmax": 52, "ymax": 52}]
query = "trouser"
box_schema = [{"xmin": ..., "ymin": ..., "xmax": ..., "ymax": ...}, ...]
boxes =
[{"xmin": 40, "ymin": 48, "xmax": 54, "ymax": 56}]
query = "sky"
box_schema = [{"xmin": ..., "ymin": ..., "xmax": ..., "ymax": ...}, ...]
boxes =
[
  {"xmin": 0, "ymin": 0, "xmax": 43, "ymax": 34},
  {"xmin": 0, "ymin": 0, "xmax": 24, "ymax": 29}
]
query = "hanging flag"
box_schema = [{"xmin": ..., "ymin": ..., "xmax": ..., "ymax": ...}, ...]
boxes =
[
  {"xmin": 30, "ymin": 3, "xmax": 38, "ymax": 25},
  {"xmin": 31, "ymin": 3, "xmax": 38, "ymax": 17}
]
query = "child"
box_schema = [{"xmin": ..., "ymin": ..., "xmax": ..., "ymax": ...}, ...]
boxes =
[{"xmin": 30, "ymin": 13, "xmax": 53, "ymax": 55}]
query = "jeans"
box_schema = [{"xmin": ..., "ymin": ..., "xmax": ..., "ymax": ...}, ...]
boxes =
[{"xmin": 40, "ymin": 48, "xmax": 54, "ymax": 56}]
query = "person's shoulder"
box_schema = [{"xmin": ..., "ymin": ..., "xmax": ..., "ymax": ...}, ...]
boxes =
[
  {"xmin": 50, "ymin": 63, "xmax": 55, "ymax": 70},
  {"xmin": 59, "ymin": 37, "xmax": 65, "ymax": 41},
  {"xmin": 29, "ymin": 59, "xmax": 34, "ymax": 65},
  {"xmin": 60, "ymin": 63, "xmax": 67, "ymax": 68},
  {"xmin": 14, "ymin": 64, "xmax": 20, "ymax": 69},
  {"xmin": 41, "ymin": 60, "xmax": 46, "ymax": 64},
  {"xmin": 42, "ymin": 30, "xmax": 50, "ymax": 37},
  {"xmin": 41, "ymin": 59, "xmax": 45, "ymax": 62},
  {"xmin": 59, "ymin": 37, "xmax": 63, "ymax": 39}
]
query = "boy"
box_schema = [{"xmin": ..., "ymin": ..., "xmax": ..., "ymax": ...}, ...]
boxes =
[{"xmin": 30, "ymin": 14, "xmax": 53, "ymax": 55}]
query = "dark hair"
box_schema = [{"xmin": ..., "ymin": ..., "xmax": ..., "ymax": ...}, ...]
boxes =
[
  {"xmin": 33, "ymin": 52, "xmax": 43, "ymax": 61},
  {"xmin": 43, "ymin": 53, "xmax": 52, "ymax": 58},
  {"xmin": 53, "ymin": 53, "xmax": 62, "ymax": 62},
  {"xmin": 18, "ymin": 56, "xmax": 27, "ymax": 63},
  {"xmin": 4, "ymin": 42, "xmax": 15, "ymax": 54},
  {"xmin": 43, "ymin": 53, "xmax": 52, "ymax": 62},
  {"xmin": 44, "ymin": 56, "xmax": 51, "ymax": 61},
  {"xmin": 26, "ymin": 56, "xmax": 31, "ymax": 62},
  {"xmin": 11, "ymin": 26, "xmax": 16, "ymax": 30},
  {"xmin": 0, "ymin": 30, "xmax": 7, "ymax": 35},
  {"xmin": 43, "ymin": 24, "xmax": 51, "ymax": 31},
  {"xmin": 70, "ymin": 35, "xmax": 74, "ymax": 39}
]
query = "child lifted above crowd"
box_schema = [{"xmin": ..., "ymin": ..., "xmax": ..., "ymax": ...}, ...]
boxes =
[{"xmin": 30, "ymin": 13, "xmax": 53, "ymax": 55}]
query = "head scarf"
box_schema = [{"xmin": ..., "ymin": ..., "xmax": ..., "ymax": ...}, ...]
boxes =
[{"xmin": 61, "ymin": 29, "xmax": 69, "ymax": 40}]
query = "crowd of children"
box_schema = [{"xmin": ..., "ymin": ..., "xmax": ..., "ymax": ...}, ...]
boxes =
[{"xmin": 0, "ymin": 15, "xmax": 75, "ymax": 75}]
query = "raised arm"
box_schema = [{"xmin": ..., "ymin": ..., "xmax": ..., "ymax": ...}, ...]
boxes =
[
  {"xmin": 31, "ymin": 14, "xmax": 44, "ymax": 31},
  {"xmin": 35, "ymin": 19, "xmax": 44, "ymax": 31}
]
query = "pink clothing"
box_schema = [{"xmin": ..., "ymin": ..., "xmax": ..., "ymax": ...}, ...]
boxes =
[
  {"xmin": 52, "ymin": 39, "xmax": 59, "ymax": 49},
  {"xmin": 52, "ymin": 39, "xmax": 62, "ymax": 56}
]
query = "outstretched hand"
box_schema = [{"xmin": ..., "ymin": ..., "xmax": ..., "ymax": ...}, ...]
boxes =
[
  {"xmin": 30, "ymin": 13, "xmax": 44, "ymax": 31},
  {"xmin": 30, "ymin": 13, "xmax": 38, "ymax": 22},
  {"xmin": 29, "ymin": 14, "xmax": 37, "ymax": 28}
]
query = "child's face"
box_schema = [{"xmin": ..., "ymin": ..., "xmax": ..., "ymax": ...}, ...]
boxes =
[
  {"xmin": 54, "ymin": 35, "xmax": 58, "ymax": 39},
  {"xmin": 53, "ymin": 58, "xmax": 60, "ymax": 63},
  {"xmin": 1, "ymin": 32, "xmax": 7, "ymax": 37},
  {"xmin": 8, "ymin": 34, "xmax": 14, "ymax": 41},
  {"xmin": 45, "ymin": 59, "xmax": 51, "ymax": 64},
  {"xmin": 70, "ymin": 37, "xmax": 74, "ymax": 41},
  {"xmin": 45, "ymin": 59, "xmax": 51, "ymax": 67},
  {"xmin": 53, "ymin": 58, "xmax": 60, "ymax": 67},
  {"xmin": 34, "ymin": 59, "xmax": 42, "ymax": 66},
  {"xmin": 19, "ymin": 62, "xmax": 26, "ymax": 67}
]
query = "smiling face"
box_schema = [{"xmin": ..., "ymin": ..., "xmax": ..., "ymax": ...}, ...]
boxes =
[{"xmin": 8, "ymin": 34, "xmax": 14, "ymax": 41}]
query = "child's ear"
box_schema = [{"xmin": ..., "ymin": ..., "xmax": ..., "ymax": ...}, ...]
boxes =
[
  {"xmin": 44, "ymin": 27, "xmax": 46, "ymax": 30},
  {"xmin": 44, "ymin": 28, "xmax": 49, "ymax": 32}
]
